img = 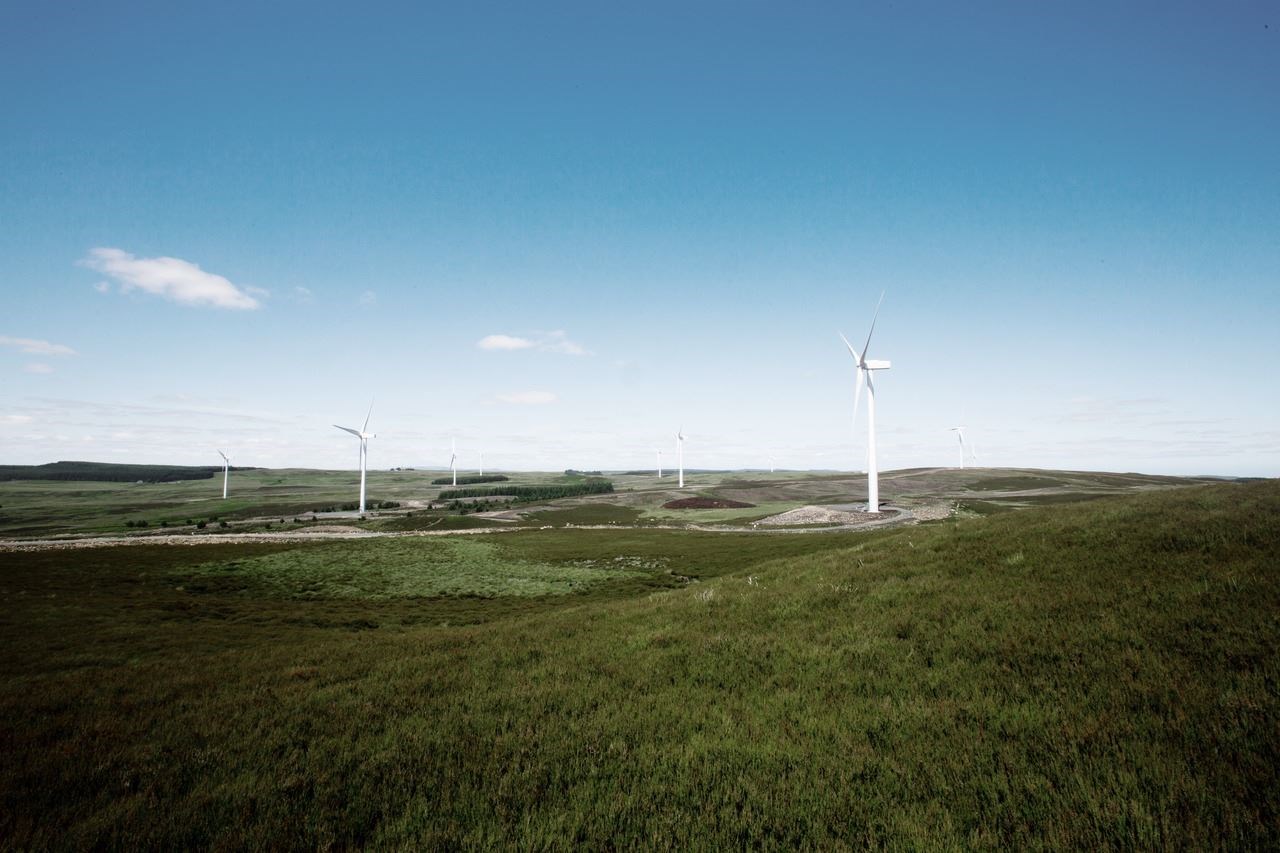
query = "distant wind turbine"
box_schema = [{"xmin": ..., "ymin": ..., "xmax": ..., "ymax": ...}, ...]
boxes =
[
  {"xmin": 479, "ymin": 450, "xmax": 484, "ymax": 477},
  {"xmin": 948, "ymin": 426, "xmax": 968, "ymax": 468},
  {"xmin": 840, "ymin": 293, "xmax": 892, "ymax": 513},
  {"xmin": 333, "ymin": 401, "xmax": 376, "ymax": 514},
  {"xmin": 675, "ymin": 427, "xmax": 686, "ymax": 488},
  {"xmin": 216, "ymin": 450, "xmax": 230, "ymax": 499},
  {"xmin": 657, "ymin": 449, "xmax": 663, "ymax": 478},
  {"xmin": 450, "ymin": 438, "xmax": 457, "ymax": 487}
]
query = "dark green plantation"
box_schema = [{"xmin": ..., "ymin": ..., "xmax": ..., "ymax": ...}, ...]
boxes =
[{"xmin": 1, "ymin": 480, "xmax": 1277, "ymax": 847}]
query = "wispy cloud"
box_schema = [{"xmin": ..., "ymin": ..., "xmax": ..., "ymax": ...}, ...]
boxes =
[
  {"xmin": 292, "ymin": 286, "xmax": 314, "ymax": 304},
  {"xmin": 79, "ymin": 247, "xmax": 263, "ymax": 310},
  {"xmin": 477, "ymin": 330, "xmax": 588, "ymax": 355},
  {"xmin": 93, "ymin": 281, "xmax": 111, "ymax": 294},
  {"xmin": 23, "ymin": 363, "xmax": 55, "ymax": 374},
  {"xmin": 1064, "ymin": 396, "xmax": 1172, "ymax": 425},
  {"xmin": 541, "ymin": 330, "xmax": 588, "ymax": 355},
  {"xmin": 478, "ymin": 334, "xmax": 535, "ymax": 351},
  {"xmin": 359, "ymin": 290, "xmax": 377, "ymax": 306},
  {"xmin": 0, "ymin": 336, "xmax": 77, "ymax": 356},
  {"xmin": 496, "ymin": 390, "xmax": 557, "ymax": 405},
  {"xmin": 0, "ymin": 414, "xmax": 33, "ymax": 425}
]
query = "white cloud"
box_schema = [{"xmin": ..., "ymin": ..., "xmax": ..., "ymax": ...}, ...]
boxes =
[
  {"xmin": 93, "ymin": 281, "xmax": 111, "ymax": 293},
  {"xmin": 478, "ymin": 334, "xmax": 535, "ymax": 351},
  {"xmin": 0, "ymin": 335, "xmax": 77, "ymax": 356},
  {"xmin": 293, "ymin": 286, "xmax": 314, "ymax": 303},
  {"xmin": 79, "ymin": 247, "xmax": 262, "ymax": 310},
  {"xmin": 24, "ymin": 363, "xmax": 55, "ymax": 374},
  {"xmin": 496, "ymin": 390, "xmax": 557, "ymax": 405},
  {"xmin": 477, "ymin": 330, "xmax": 589, "ymax": 355},
  {"xmin": 541, "ymin": 330, "xmax": 588, "ymax": 356},
  {"xmin": 359, "ymin": 290, "xmax": 377, "ymax": 306},
  {"xmin": 0, "ymin": 414, "xmax": 33, "ymax": 424}
]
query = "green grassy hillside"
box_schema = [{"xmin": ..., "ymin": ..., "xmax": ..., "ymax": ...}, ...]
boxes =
[{"xmin": 1, "ymin": 480, "xmax": 1276, "ymax": 847}]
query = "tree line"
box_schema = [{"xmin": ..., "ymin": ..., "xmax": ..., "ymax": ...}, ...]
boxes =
[
  {"xmin": 430, "ymin": 475, "xmax": 510, "ymax": 486},
  {"xmin": 437, "ymin": 480, "xmax": 614, "ymax": 502},
  {"xmin": 0, "ymin": 461, "xmax": 253, "ymax": 483}
]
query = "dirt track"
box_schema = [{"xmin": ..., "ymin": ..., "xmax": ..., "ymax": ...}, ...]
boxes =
[{"xmin": 0, "ymin": 505, "xmax": 940, "ymax": 552}]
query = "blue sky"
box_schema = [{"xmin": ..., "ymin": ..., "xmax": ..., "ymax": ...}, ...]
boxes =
[{"xmin": 2, "ymin": 1, "xmax": 1277, "ymax": 475}]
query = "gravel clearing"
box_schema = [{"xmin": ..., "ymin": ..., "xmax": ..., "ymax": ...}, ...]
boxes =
[
  {"xmin": 755, "ymin": 505, "xmax": 883, "ymax": 526},
  {"xmin": 908, "ymin": 503, "xmax": 956, "ymax": 521}
]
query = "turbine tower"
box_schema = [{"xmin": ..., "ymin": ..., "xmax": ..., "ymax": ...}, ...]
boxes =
[
  {"xmin": 479, "ymin": 450, "xmax": 484, "ymax": 477},
  {"xmin": 675, "ymin": 427, "xmax": 686, "ymax": 488},
  {"xmin": 450, "ymin": 438, "xmax": 457, "ymax": 487},
  {"xmin": 840, "ymin": 293, "xmax": 892, "ymax": 513},
  {"xmin": 217, "ymin": 450, "xmax": 230, "ymax": 499},
  {"xmin": 948, "ymin": 426, "xmax": 968, "ymax": 468},
  {"xmin": 333, "ymin": 401, "xmax": 376, "ymax": 514},
  {"xmin": 657, "ymin": 449, "xmax": 663, "ymax": 478}
]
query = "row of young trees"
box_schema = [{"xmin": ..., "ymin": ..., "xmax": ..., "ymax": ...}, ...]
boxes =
[
  {"xmin": 437, "ymin": 479, "xmax": 614, "ymax": 502},
  {"xmin": 429, "ymin": 475, "xmax": 510, "ymax": 486}
]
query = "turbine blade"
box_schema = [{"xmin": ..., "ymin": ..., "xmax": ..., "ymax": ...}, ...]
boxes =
[
  {"xmin": 362, "ymin": 399, "xmax": 374, "ymax": 433},
  {"xmin": 861, "ymin": 290, "xmax": 886, "ymax": 361},
  {"xmin": 838, "ymin": 332, "xmax": 861, "ymax": 364},
  {"xmin": 334, "ymin": 424, "xmax": 362, "ymax": 437}
]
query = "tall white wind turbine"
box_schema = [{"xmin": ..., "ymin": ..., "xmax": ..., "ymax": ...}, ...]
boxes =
[
  {"xmin": 333, "ymin": 402, "xmax": 376, "ymax": 514},
  {"xmin": 675, "ymin": 427, "xmax": 686, "ymax": 488},
  {"xmin": 840, "ymin": 293, "xmax": 892, "ymax": 513},
  {"xmin": 479, "ymin": 450, "xmax": 484, "ymax": 477},
  {"xmin": 217, "ymin": 450, "xmax": 230, "ymax": 499},
  {"xmin": 948, "ymin": 426, "xmax": 968, "ymax": 468},
  {"xmin": 657, "ymin": 449, "xmax": 663, "ymax": 478},
  {"xmin": 450, "ymin": 438, "xmax": 457, "ymax": 487}
]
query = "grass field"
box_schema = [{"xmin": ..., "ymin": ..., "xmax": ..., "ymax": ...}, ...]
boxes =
[
  {"xmin": 185, "ymin": 537, "xmax": 654, "ymax": 599},
  {"xmin": 2, "ymin": 479, "xmax": 1277, "ymax": 847}
]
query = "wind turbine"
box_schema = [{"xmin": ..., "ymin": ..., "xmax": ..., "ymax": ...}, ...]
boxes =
[
  {"xmin": 657, "ymin": 449, "xmax": 663, "ymax": 478},
  {"xmin": 478, "ymin": 450, "xmax": 484, "ymax": 477},
  {"xmin": 333, "ymin": 401, "xmax": 376, "ymax": 514},
  {"xmin": 948, "ymin": 426, "xmax": 968, "ymax": 468},
  {"xmin": 216, "ymin": 450, "xmax": 230, "ymax": 499},
  {"xmin": 840, "ymin": 293, "xmax": 892, "ymax": 513},
  {"xmin": 450, "ymin": 438, "xmax": 457, "ymax": 487},
  {"xmin": 675, "ymin": 427, "xmax": 686, "ymax": 488}
]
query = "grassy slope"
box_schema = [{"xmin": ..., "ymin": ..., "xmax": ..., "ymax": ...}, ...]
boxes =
[{"xmin": 1, "ymin": 481, "xmax": 1277, "ymax": 847}]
